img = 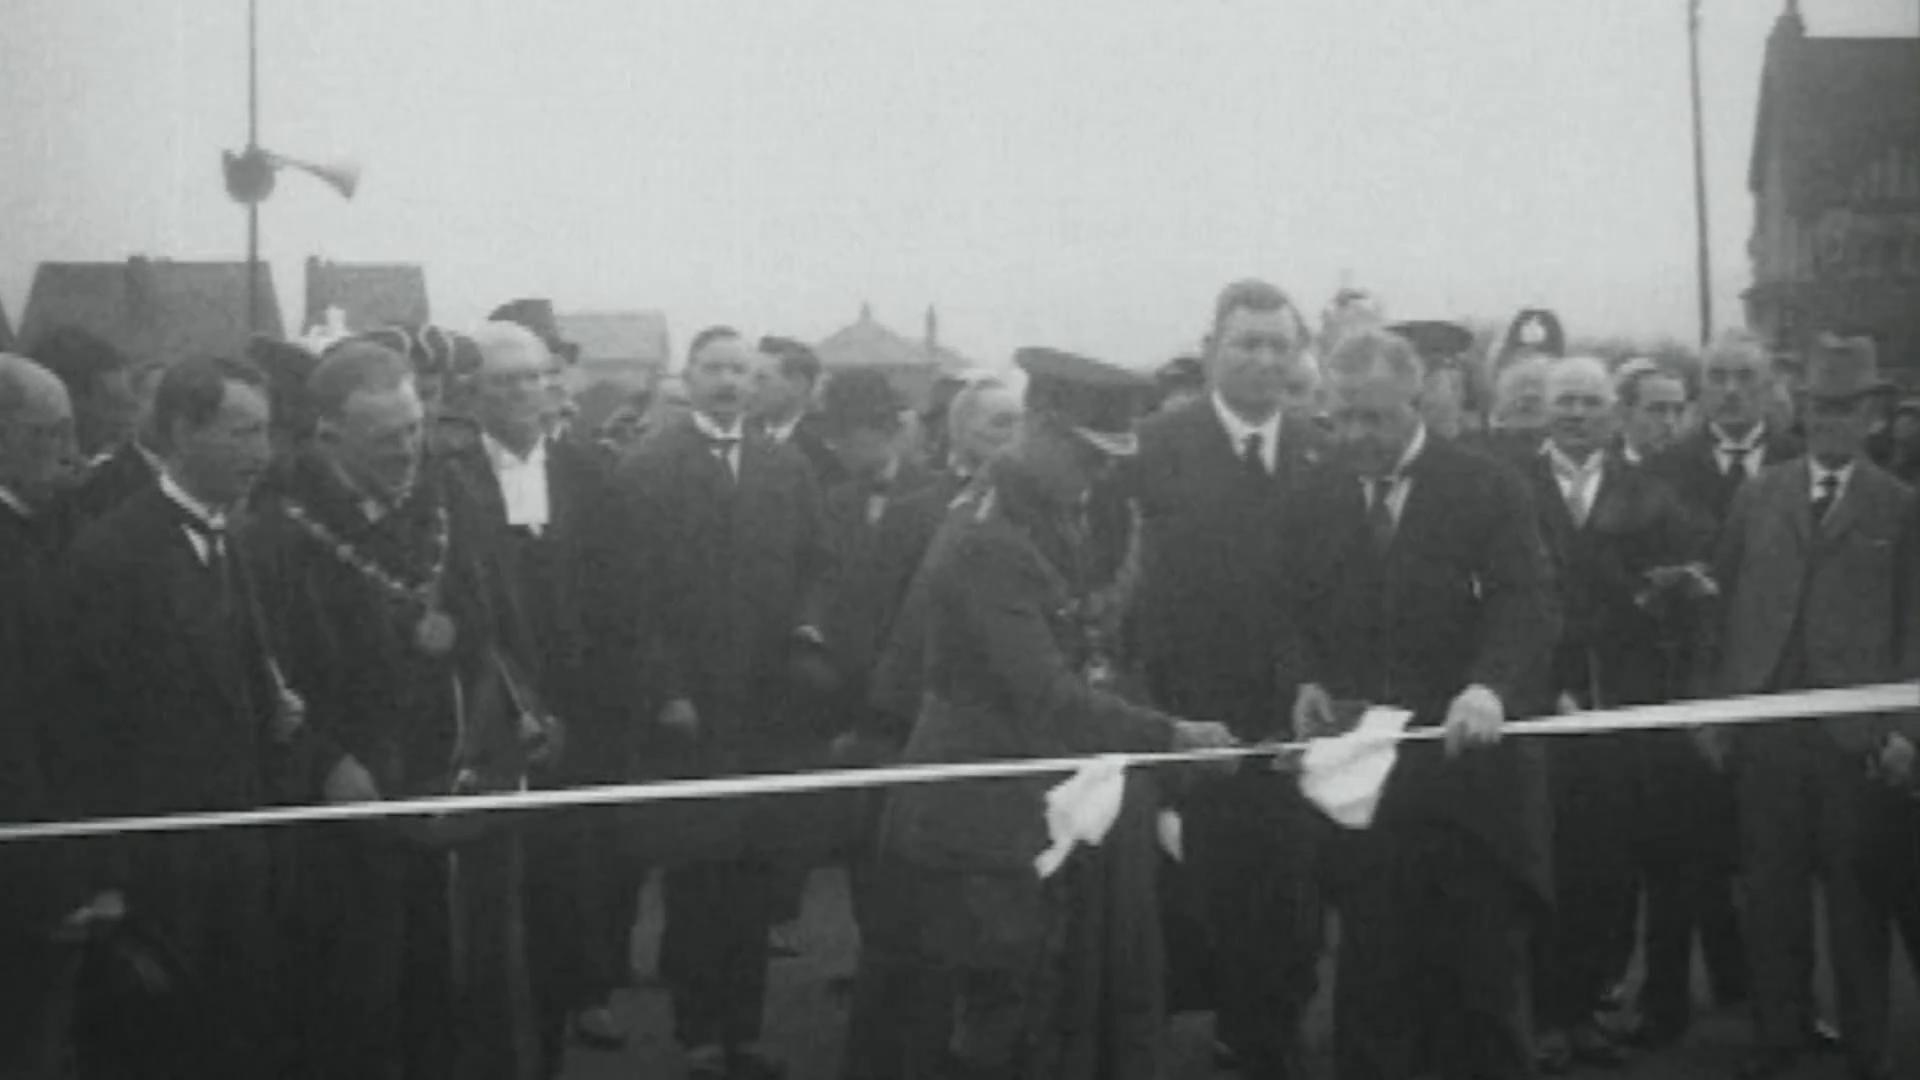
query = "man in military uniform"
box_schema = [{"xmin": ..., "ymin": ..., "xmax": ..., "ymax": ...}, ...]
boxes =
[{"xmin": 881, "ymin": 347, "xmax": 1236, "ymax": 1080}]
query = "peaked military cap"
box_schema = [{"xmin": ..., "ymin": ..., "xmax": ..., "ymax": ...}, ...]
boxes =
[{"xmin": 1015, "ymin": 346, "xmax": 1149, "ymax": 457}]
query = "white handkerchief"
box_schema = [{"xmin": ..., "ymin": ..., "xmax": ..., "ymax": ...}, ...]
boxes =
[
  {"xmin": 1298, "ymin": 708, "xmax": 1414, "ymax": 829},
  {"xmin": 1156, "ymin": 809, "xmax": 1184, "ymax": 863},
  {"xmin": 1034, "ymin": 755, "xmax": 1129, "ymax": 879}
]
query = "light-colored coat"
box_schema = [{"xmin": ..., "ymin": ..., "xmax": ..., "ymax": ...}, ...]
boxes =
[{"xmin": 1709, "ymin": 456, "xmax": 1920, "ymax": 750}]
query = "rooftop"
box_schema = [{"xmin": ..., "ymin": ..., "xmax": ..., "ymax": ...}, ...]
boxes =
[
  {"xmin": 304, "ymin": 257, "xmax": 429, "ymax": 333},
  {"xmin": 18, "ymin": 257, "xmax": 283, "ymax": 368},
  {"xmin": 1750, "ymin": 12, "xmax": 1920, "ymax": 213}
]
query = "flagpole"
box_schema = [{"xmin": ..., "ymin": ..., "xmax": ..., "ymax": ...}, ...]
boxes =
[
  {"xmin": 1688, "ymin": 0, "xmax": 1714, "ymax": 345},
  {"xmin": 245, "ymin": 0, "xmax": 261, "ymax": 335}
]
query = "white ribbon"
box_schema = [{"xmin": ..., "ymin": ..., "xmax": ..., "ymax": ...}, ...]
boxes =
[{"xmin": 0, "ymin": 683, "xmax": 1910, "ymax": 850}]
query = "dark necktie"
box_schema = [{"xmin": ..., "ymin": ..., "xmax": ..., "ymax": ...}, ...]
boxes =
[
  {"xmin": 1722, "ymin": 445, "xmax": 1752, "ymax": 484},
  {"xmin": 707, "ymin": 434, "xmax": 740, "ymax": 479},
  {"xmin": 1365, "ymin": 476, "xmax": 1397, "ymax": 553},
  {"xmin": 1811, "ymin": 474, "xmax": 1839, "ymax": 525},
  {"xmin": 1242, "ymin": 433, "xmax": 1267, "ymax": 477}
]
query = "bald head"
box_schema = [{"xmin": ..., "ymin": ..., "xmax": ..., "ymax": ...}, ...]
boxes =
[
  {"xmin": 468, "ymin": 321, "xmax": 551, "ymax": 449},
  {"xmin": 0, "ymin": 353, "xmax": 78, "ymax": 506},
  {"xmin": 1545, "ymin": 356, "xmax": 1618, "ymax": 459},
  {"xmin": 1493, "ymin": 357, "xmax": 1552, "ymax": 432}
]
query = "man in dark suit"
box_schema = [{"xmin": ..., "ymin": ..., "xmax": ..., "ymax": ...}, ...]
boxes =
[
  {"xmin": 447, "ymin": 321, "xmax": 638, "ymax": 1073},
  {"xmin": 804, "ymin": 369, "xmax": 944, "ymax": 1079},
  {"xmin": 1699, "ymin": 336, "xmax": 1920, "ymax": 1080},
  {"xmin": 0, "ymin": 354, "xmax": 92, "ymax": 1079},
  {"xmin": 247, "ymin": 341, "xmax": 543, "ymax": 1080},
  {"xmin": 619, "ymin": 326, "xmax": 833, "ymax": 1079},
  {"xmin": 61, "ymin": 355, "xmax": 296, "ymax": 1078},
  {"xmin": 31, "ymin": 329, "xmax": 164, "ymax": 531},
  {"xmin": 1286, "ymin": 328, "xmax": 1559, "ymax": 1080},
  {"xmin": 1520, "ymin": 357, "xmax": 1714, "ymax": 1071},
  {"xmin": 754, "ymin": 335, "xmax": 843, "ymax": 488},
  {"xmin": 881, "ymin": 347, "xmax": 1235, "ymax": 1080},
  {"xmin": 1115, "ymin": 278, "xmax": 1323, "ymax": 1079},
  {"xmin": 1637, "ymin": 332, "xmax": 1799, "ymax": 1035}
]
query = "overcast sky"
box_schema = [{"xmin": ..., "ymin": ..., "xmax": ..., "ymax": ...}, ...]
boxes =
[{"xmin": 3, "ymin": 0, "xmax": 1915, "ymax": 370}]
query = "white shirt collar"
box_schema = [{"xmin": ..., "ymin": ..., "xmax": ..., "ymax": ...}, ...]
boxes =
[
  {"xmin": 159, "ymin": 469, "xmax": 226, "ymax": 531},
  {"xmin": 0, "ymin": 485, "xmax": 33, "ymax": 520},
  {"xmin": 1388, "ymin": 424, "xmax": 1428, "ymax": 479},
  {"xmin": 1211, "ymin": 393, "xmax": 1282, "ymax": 470},
  {"xmin": 481, "ymin": 432, "xmax": 551, "ymax": 531},
  {"xmin": 763, "ymin": 414, "xmax": 802, "ymax": 445},
  {"xmin": 1810, "ymin": 458, "xmax": 1856, "ymax": 495},
  {"xmin": 692, "ymin": 411, "xmax": 745, "ymax": 442},
  {"xmin": 483, "ymin": 431, "xmax": 548, "ymax": 471},
  {"xmin": 1543, "ymin": 440, "xmax": 1605, "ymax": 475},
  {"xmin": 1621, "ymin": 443, "xmax": 1645, "ymax": 467},
  {"xmin": 1710, "ymin": 422, "xmax": 1766, "ymax": 453}
]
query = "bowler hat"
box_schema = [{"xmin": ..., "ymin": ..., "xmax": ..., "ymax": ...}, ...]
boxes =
[
  {"xmin": 488, "ymin": 299, "xmax": 580, "ymax": 364},
  {"xmin": 1804, "ymin": 334, "xmax": 1887, "ymax": 402},
  {"xmin": 817, "ymin": 368, "xmax": 905, "ymax": 435},
  {"xmin": 1387, "ymin": 320, "xmax": 1473, "ymax": 363},
  {"xmin": 1015, "ymin": 346, "xmax": 1150, "ymax": 457}
]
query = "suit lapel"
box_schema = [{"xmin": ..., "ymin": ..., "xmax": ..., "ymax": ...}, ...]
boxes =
[
  {"xmin": 1780, "ymin": 459, "xmax": 1814, "ymax": 548},
  {"xmin": 1528, "ymin": 455, "xmax": 1579, "ymax": 548},
  {"xmin": 1819, "ymin": 463, "xmax": 1873, "ymax": 542},
  {"xmin": 152, "ymin": 502, "xmax": 247, "ymax": 713}
]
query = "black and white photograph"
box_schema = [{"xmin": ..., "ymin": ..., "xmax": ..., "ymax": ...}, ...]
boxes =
[{"xmin": 2, "ymin": 1, "xmax": 1919, "ymax": 1078}]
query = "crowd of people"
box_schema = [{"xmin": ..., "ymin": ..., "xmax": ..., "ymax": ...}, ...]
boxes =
[{"xmin": 0, "ymin": 280, "xmax": 1917, "ymax": 1080}]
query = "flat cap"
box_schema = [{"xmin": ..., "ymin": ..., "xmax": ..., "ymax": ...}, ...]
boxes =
[{"xmin": 1015, "ymin": 346, "xmax": 1150, "ymax": 457}]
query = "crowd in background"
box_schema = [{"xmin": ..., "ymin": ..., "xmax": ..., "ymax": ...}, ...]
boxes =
[{"xmin": 0, "ymin": 284, "xmax": 1917, "ymax": 1080}]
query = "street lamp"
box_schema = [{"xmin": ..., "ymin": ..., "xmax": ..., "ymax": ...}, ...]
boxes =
[{"xmin": 221, "ymin": 0, "xmax": 360, "ymax": 335}]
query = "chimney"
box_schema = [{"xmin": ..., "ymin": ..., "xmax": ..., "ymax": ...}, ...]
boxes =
[
  {"xmin": 126, "ymin": 255, "xmax": 155, "ymax": 322},
  {"xmin": 925, "ymin": 305, "xmax": 939, "ymax": 348},
  {"xmin": 859, "ymin": 301, "xmax": 874, "ymax": 323}
]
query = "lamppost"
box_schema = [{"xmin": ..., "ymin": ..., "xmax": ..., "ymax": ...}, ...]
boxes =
[
  {"xmin": 1688, "ymin": 0, "xmax": 1714, "ymax": 346},
  {"xmin": 221, "ymin": 0, "xmax": 359, "ymax": 335}
]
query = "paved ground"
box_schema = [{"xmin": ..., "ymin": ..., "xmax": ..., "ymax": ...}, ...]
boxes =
[{"xmin": 562, "ymin": 870, "xmax": 1919, "ymax": 1080}]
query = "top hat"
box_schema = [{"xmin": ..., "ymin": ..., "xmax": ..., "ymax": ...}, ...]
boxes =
[
  {"xmin": 1804, "ymin": 334, "xmax": 1886, "ymax": 402},
  {"xmin": 1015, "ymin": 346, "xmax": 1150, "ymax": 457},
  {"xmin": 488, "ymin": 299, "xmax": 579, "ymax": 365}
]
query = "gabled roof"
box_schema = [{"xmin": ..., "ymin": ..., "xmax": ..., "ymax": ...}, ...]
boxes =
[
  {"xmin": 814, "ymin": 303, "xmax": 975, "ymax": 377},
  {"xmin": 18, "ymin": 257, "xmax": 283, "ymax": 368},
  {"xmin": 557, "ymin": 309, "xmax": 671, "ymax": 372},
  {"xmin": 304, "ymin": 257, "xmax": 429, "ymax": 333},
  {"xmin": 1750, "ymin": 17, "xmax": 1920, "ymax": 212}
]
